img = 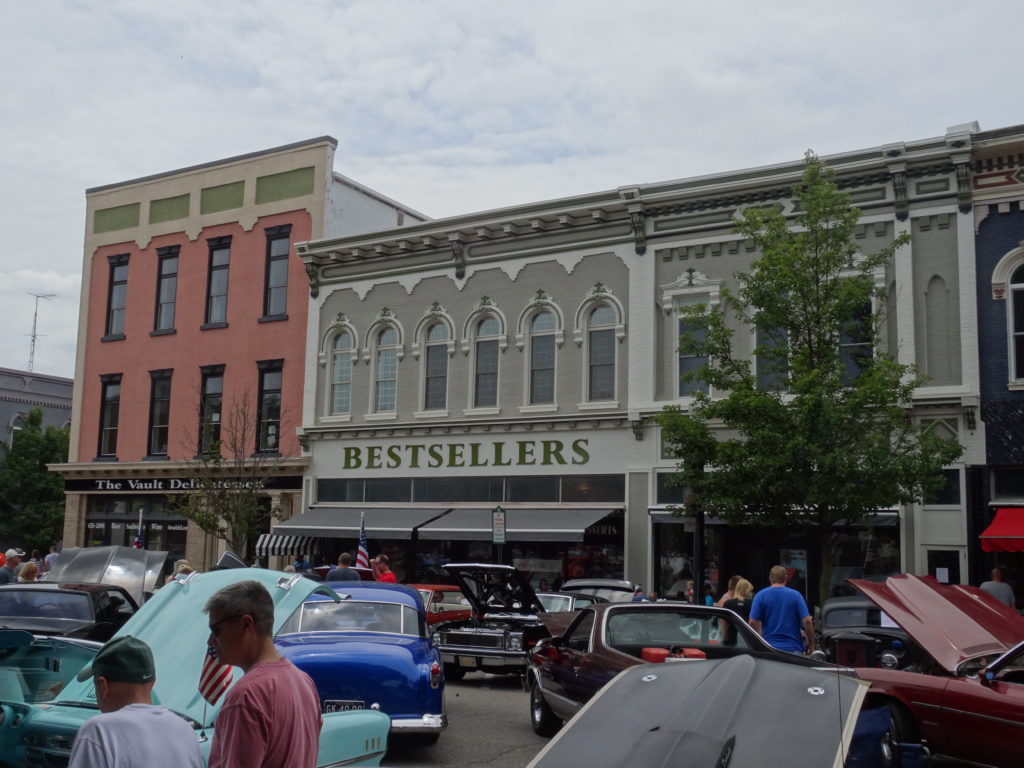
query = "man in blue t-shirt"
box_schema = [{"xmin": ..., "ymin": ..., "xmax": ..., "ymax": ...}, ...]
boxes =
[{"xmin": 749, "ymin": 565, "xmax": 815, "ymax": 655}]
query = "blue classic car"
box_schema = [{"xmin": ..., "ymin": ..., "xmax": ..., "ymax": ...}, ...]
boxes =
[
  {"xmin": 276, "ymin": 582, "xmax": 446, "ymax": 744},
  {"xmin": 0, "ymin": 568, "xmax": 390, "ymax": 768}
]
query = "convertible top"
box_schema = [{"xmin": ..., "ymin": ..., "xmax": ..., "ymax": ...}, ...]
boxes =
[{"xmin": 528, "ymin": 654, "xmax": 867, "ymax": 768}]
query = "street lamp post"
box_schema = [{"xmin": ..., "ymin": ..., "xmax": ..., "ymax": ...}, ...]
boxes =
[{"xmin": 683, "ymin": 486, "xmax": 704, "ymax": 602}]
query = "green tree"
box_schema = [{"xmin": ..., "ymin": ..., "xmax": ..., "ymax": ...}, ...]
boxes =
[
  {"xmin": 657, "ymin": 153, "xmax": 963, "ymax": 605},
  {"xmin": 0, "ymin": 408, "xmax": 69, "ymax": 551}
]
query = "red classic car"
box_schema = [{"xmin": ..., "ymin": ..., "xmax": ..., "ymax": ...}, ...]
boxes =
[
  {"xmin": 850, "ymin": 574, "xmax": 1024, "ymax": 767},
  {"xmin": 408, "ymin": 583, "xmax": 472, "ymax": 626}
]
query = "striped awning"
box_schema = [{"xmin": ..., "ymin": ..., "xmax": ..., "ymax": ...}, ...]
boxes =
[{"xmin": 254, "ymin": 533, "xmax": 317, "ymax": 557}]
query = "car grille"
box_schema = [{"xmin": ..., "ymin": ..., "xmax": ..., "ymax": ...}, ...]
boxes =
[
  {"xmin": 834, "ymin": 638, "xmax": 873, "ymax": 667},
  {"xmin": 441, "ymin": 631, "xmax": 503, "ymax": 649}
]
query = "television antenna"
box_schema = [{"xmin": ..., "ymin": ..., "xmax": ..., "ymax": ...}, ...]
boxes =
[{"xmin": 26, "ymin": 292, "xmax": 56, "ymax": 371}]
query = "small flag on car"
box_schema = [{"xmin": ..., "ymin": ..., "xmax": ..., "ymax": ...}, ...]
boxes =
[
  {"xmin": 355, "ymin": 512, "xmax": 370, "ymax": 569},
  {"xmin": 199, "ymin": 646, "xmax": 233, "ymax": 705}
]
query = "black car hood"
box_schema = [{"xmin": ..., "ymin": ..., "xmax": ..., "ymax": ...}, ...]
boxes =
[
  {"xmin": 528, "ymin": 654, "xmax": 867, "ymax": 768},
  {"xmin": 441, "ymin": 563, "xmax": 545, "ymax": 616}
]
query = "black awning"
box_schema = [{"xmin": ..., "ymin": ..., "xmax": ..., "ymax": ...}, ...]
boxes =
[
  {"xmin": 254, "ymin": 533, "xmax": 317, "ymax": 557},
  {"xmin": 273, "ymin": 507, "xmax": 448, "ymax": 540},
  {"xmin": 417, "ymin": 507, "xmax": 618, "ymax": 542}
]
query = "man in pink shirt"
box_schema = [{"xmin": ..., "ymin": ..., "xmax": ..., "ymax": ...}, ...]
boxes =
[{"xmin": 205, "ymin": 580, "xmax": 322, "ymax": 768}]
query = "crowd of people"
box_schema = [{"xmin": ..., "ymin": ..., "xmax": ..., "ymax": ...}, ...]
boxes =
[{"xmin": 0, "ymin": 546, "xmax": 60, "ymax": 584}]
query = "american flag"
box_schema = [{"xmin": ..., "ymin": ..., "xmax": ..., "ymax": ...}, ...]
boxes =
[
  {"xmin": 132, "ymin": 511, "xmax": 144, "ymax": 549},
  {"xmin": 355, "ymin": 512, "xmax": 370, "ymax": 569},
  {"xmin": 199, "ymin": 646, "xmax": 233, "ymax": 705}
]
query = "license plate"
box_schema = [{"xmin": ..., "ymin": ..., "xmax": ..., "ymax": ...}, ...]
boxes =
[
  {"xmin": 324, "ymin": 699, "xmax": 365, "ymax": 713},
  {"xmin": 458, "ymin": 656, "xmax": 477, "ymax": 668}
]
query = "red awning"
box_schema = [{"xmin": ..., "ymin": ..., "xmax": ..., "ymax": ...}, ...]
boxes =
[{"xmin": 980, "ymin": 507, "xmax": 1024, "ymax": 552}]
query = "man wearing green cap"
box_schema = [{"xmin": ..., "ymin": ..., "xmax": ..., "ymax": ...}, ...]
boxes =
[{"xmin": 68, "ymin": 635, "xmax": 202, "ymax": 768}]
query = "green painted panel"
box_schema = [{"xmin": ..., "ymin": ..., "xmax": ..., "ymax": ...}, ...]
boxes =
[
  {"xmin": 94, "ymin": 203, "xmax": 141, "ymax": 233},
  {"xmin": 255, "ymin": 167, "xmax": 315, "ymax": 205},
  {"xmin": 201, "ymin": 181, "xmax": 245, "ymax": 214},
  {"xmin": 149, "ymin": 193, "xmax": 190, "ymax": 224}
]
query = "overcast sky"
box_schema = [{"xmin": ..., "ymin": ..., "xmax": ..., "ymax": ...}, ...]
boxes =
[{"xmin": 2, "ymin": 0, "xmax": 1020, "ymax": 378}]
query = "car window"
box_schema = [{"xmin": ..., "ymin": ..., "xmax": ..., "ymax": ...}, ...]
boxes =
[
  {"xmin": 0, "ymin": 639, "xmax": 97, "ymax": 703},
  {"xmin": 539, "ymin": 595, "xmax": 571, "ymax": 612},
  {"xmin": 604, "ymin": 609, "xmax": 744, "ymax": 651},
  {"xmin": 574, "ymin": 596, "xmax": 597, "ymax": 608},
  {"xmin": 0, "ymin": 590, "xmax": 93, "ymax": 621},
  {"xmin": 566, "ymin": 611, "xmax": 595, "ymax": 652},
  {"xmin": 289, "ymin": 600, "xmax": 423, "ymax": 637}
]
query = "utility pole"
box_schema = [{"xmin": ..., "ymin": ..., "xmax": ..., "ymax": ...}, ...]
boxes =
[{"xmin": 26, "ymin": 292, "xmax": 56, "ymax": 372}]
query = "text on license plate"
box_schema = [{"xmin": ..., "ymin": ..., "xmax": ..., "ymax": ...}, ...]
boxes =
[
  {"xmin": 458, "ymin": 656, "xmax": 477, "ymax": 668},
  {"xmin": 324, "ymin": 700, "xmax": 365, "ymax": 713}
]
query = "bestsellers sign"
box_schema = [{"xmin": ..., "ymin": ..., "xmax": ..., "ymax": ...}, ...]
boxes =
[{"xmin": 341, "ymin": 438, "xmax": 592, "ymax": 471}]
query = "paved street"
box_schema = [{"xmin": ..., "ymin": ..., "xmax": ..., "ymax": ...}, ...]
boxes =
[{"xmin": 386, "ymin": 672, "xmax": 547, "ymax": 768}]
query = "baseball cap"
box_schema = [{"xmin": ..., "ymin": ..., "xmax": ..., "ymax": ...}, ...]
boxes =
[
  {"xmin": 76, "ymin": 636, "xmax": 156, "ymax": 683},
  {"xmin": 4, "ymin": 548, "xmax": 24, "ymax": 560}
]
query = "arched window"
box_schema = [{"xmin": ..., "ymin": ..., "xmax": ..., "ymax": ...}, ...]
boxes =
[
  {"xmin": 1012, "ymin": 264, "xmax": 1024, "ymax": 380},
  {"xmin": 423, "ymin": 322, "xmax": 449, "ymax": 410},
  {"xmin": 330, "ymin": 331, "xmax": 354, "ymax": 414},
  {"xmin": 530, "ymin": 311, "xmax": 557, "ymax": 405},
  {"xmin": 587, "ymin": 305, "xmax": 616, "ymax": 401},
  {"xmin": 374, "ymin": 327, "xmax": 399, "ymax": 412},
  {"xmin": 474, "ymin": 316, "xmax": 500, "ymax": 408}
]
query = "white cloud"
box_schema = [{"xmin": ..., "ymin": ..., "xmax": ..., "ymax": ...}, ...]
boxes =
[{"xmin": 1, "ymin": 0, "xmax": 1021, "ymax": 376}]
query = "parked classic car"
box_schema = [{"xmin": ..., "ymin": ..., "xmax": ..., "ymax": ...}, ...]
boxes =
[
  {"xmin": 536, "ymin": 591, "xmax": 608, "ymax": 613},
  {"xmin": 0, "ymin": 569, "xmax": 391, "ymax": 768},
  {"xmin": 849, "ymin": 573, "xmax": 1024, "ymax": 767},
  {"xmin": 815, "ymin": 594, "xmax": 919, "ymax": 670},
  {"xmin": 433, "ymin": 563, "xmax": 550, "ymax": 680},
  {"xmin": 527, "ymin": 653, "xmax": 876, "ymax": 768},
  {"xmin": 408, "ymin": 583, "xmax": 472, "ymax": 626},
  {"xmin": 0, "ymin": 583, "xmax": 139, "ymax": 642},
  {"xmin": 276, "ymin": 582, "xmax": 446, "ymax": 743},
  {"xmin": 559, "ymin": 578, "xmax": 636, "ymax": 603},
  {"xmin": 42, "ymin": 545, "xmax": 167, "ymax": 605},
  {"xmin": 525, "ymin": 600, "xmax": 824, "ymax": 736}
]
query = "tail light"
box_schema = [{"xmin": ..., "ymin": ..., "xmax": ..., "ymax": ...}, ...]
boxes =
[{"xmin": 430, "ymin": 661, "xmax": 441, "ymax": 689}]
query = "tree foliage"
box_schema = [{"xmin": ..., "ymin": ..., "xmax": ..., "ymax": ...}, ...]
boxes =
[
  {"xmin": 657, "ymin": 153, "xmax": 963, "ymax": 603},
  {"xmin": 0, "ymin": 408, "xmax": 69, "ymax": 551},
  {"xmin": 171, "ymin": 390, "xmax": 283, "ymax": 560}
]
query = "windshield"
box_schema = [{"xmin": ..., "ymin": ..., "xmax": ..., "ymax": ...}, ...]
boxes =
[
  {"xmin": 0, "ymin": 590, "xmax": 93, "ymax": 622},
  {"xmin": 539, "ymin": 595, "xmax": 572, "ymax": 612},
  {"xmin": 279, "ymin": 600, "xmax": 423, "ymax": 637},
  {"xmin": 0, "ymin": 639, "xmax": 97, "ymax": 704}
]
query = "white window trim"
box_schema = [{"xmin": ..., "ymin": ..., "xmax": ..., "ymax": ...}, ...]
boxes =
[
  {"xmin": 574, "ymin": 291, "xmax": 625, "ymax": 405},
  {"xmin": 520, "ymin": 304, "xmax": 562, "ymax": 408},
  {"xmin": 365, "ymin": 320, "xmax": 404, "ymax": 415},
  {"xmin": 414, "ymin": 315, "xmax": 454, "ymax": 413},
  {"xmin": 993, "ymin": 246, "xmax": 1024, "ymax": 384},
  {"xmin": 466, "ymin": 313, "xmax": 503, "ymax": 412},
  {"xmin": 662, "ymin": 270, "xmax": 722, "ymax": 401},
  {"xmin": 325, "ymin": 326, "xmax": 357, "ymax": 418}
]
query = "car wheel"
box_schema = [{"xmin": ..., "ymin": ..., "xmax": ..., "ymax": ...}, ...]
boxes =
[
  {"xmin": 444, "ymin": 664, "xmax": 466, "ymax": 682},
  {"xmin": 881, "ymin": 702, "xmax": 919, "ymax": 767},
  {"xmin": 530, "ymin": 681, "xmax": 561, "ymax": 737}
]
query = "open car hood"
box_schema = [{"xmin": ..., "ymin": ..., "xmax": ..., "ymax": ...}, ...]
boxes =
[
  {"xmin": 45, "ymin": 546, "xmax": 168, "ymax": 605},
  {"xmin": 849, "ymin": 574, "xmax": 1024, "ymax": 673},
  {"xmin": 53, "ymin": 568, "xmax": 336, "ymax": 727},
  {"xmin": 528, "ymin": 654, "xmax": 868, "ymax": 768},
  {"xmin": 441, "ymin": 563, "xmax": 545, "ymax": 616}
]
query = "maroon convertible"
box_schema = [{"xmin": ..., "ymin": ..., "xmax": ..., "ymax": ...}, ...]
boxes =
[{"xmin": 850, "ymin": 574, "xmax": 1024, "ymax": 767}]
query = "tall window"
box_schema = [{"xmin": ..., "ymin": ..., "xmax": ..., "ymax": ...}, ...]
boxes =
[
  {"xmin": 677, "ymin": 300, "xmax": 709, "ymax": 396},
  {"xmin": 147, "ymin": 370, "xmax": 172, "ymax": 456},
  {"xmin": 204, "ymin": 236, "xmax": 231, "ymax": 327},
  {"xmin": 839, "ymin": 300, "xmax": 872, "ymax": 384},
  {"xmin": 263, "ymin": 225, "xmax": 291, "ymax": 319},
  {"xmin": 587, "ymin": 305, "xmax": 616, "ymax": 401},
  {"xmin": 1010, "ymin": 264, "xmax": 1024, "ymax": 380},
  {"xmin": 331, "ymin": 331, "xmax": 354, "ymax": 415},
  {"xmin": 199, "ymin": 365, "xmax": 224, "ymax": 454},
  {"xmin": 154, "ymin": 247, "xmax": 178, "ymax": 333},
  {"xmin": 423, "ymin": 322, "xmax": 449, "ymax": 410},
  {"xmin": 529, "ymin": 311, "xmax": 556, "ymax": 405},
  {"xmin": 97, "ymin": 374, "xmax": 122, "ymax": 458},
  {"xmin": 375, "ymin": 327, "xmax": 399, "ymax": 412},
  {"xmin": 104, "ymin": 254, "xmax": 129, "ymax": 339},
  {"xmin": 474, "ymin": 316, "xmax": 500, "ymax": 408},
  {"xmin": 257, "ymin": 360, "xmax": 282, "ymax": 453},
  {"xmin": 755, "ymin": 325, "xmax": 789, "ymax": 392}
]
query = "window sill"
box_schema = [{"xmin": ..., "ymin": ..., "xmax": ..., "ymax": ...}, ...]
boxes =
[
  {"xmin": 464, "ymin": 407, "xmax": 500, "ymax": 416},
  {"xmin": 92, "ymin": 456, "xmax": 119, "ymax": 462},
  {"xmin": 143, "ymin": 455, "xmax": 169, "ymax": 461},
  {"xmin": 252, "ymin": 450, "xmax": 281, "ymax": 458},
  {"xmin": 578, "ymin": 400, "xmax": 619, "ymax": 410},
  {"xmin": 101, "ymin": 333, "xmax": 125, "ymax": 343},
  {"xmin": 519, "ymin": 404, "xmax": 557, "ymax": 414},
  {"xmin": 364, "ymin": 412, "xmax": 398, "ymax": 421},
  {"xmin": 1008, "ymin": 382, "xmax": 1024, "ymax": 391},
  {"xmin": 200, "ymin": 322, "xmax": 228, "ymax": 331},
  {"xmin": 414, "ymin": 409, "xmax": 450, "ymax": 419},
  {"xmin": 258, "ymin": 314, "xmax": 288, "ymax": 324},
  {"xmin": 320, "ymin": 414, "xmax": 352, "ymax": 423},
  {"xmin": 149, "ymin": 328, "xmax": 176, "ymax": 337}
]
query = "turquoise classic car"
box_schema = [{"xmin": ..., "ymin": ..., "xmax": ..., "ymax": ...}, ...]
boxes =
[{"xmin": 0, "ymin": 568, "xmax": 390, "ymax": 768}]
